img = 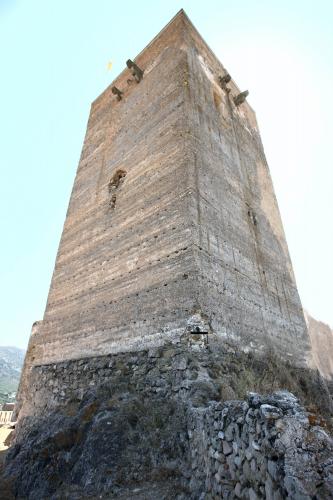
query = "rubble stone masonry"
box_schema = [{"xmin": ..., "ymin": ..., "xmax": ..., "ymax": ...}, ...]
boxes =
[{"xmin": 6, "ymin": 338, "xmax": 333, "ymax": 498}]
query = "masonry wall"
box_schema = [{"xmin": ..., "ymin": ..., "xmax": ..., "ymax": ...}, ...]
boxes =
[
  {"xmin": 32, "ymin": 16, "xmax": 199, "ymax": 365},
  {"xmin": 8, "ymin": 340, "xmax": 333, "ymax": 499},
  {"xmin": 25, "ymin": 11, "xmax": 310, "ymax": 368},
  {"xmin": 306, "ymin": 311, "xmax": 333, "ymax": 380},
  {"xmin": 183, "ymin": 25, "xmax": 310, "ymax": 364}
]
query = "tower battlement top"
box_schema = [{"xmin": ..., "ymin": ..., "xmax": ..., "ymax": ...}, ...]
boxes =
[{"xmin": 92, "ymin": 9, "xmax": 253, "ymax": 117}]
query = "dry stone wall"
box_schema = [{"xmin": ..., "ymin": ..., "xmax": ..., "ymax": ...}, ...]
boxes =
[
  {"xmin": 188, "ymin": 393, "xmax": 333, "ymax": 499},
  {"xmin": 6, "ymin": 338, "xmax": 333, "ymax": 499}
]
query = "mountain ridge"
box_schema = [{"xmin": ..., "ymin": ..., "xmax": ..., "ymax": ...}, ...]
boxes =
[{"xmin": 0, "ymin": 346, "xmax": 25, "ymax": 404}]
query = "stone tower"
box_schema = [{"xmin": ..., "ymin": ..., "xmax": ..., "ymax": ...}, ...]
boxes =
[
  {"xmin": 21, "ymin": 10, "xmax": 310, "ymax": 384},
  {"xmin": 10, "ymin": 14, "xmax": 333, "ymax": 500}
]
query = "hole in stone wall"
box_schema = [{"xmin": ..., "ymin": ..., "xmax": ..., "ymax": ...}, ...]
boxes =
[
  {"xmin": 108, "ymin": 169, "xmax": 126, "ymax": 209},
  {"xmin": 191, "ymin": 326, "xmax": 209, "ymax": 334},
  {"xmin": 108, "ymin": 169, "xmax": 127, "ymax": 192},
  {"xmin": 110, "ymin": 194, "xmax": 117, "ymax": 209}
]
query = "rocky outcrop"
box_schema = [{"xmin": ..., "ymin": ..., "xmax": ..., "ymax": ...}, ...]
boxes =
[
  {"xmin": 306, "ymin": 311, "xmax": 333, "ymax": 381},
  {"xmin": 4, "ymin": 337, "xmax": 333, "ymax": 498}
]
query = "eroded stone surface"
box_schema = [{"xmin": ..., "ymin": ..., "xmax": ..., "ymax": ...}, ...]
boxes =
[
  {"xmin": 306, "ymin": 311, "xmax": 333, "ymax": 381},
  {"xmin": 10, "ymin": 10, "xmax": 329, "ymax": 500},
  {"xmin": 5, "ymin": 339, "xmax": 333, "ymax": 499},
  {"xmin": 19, "ymin": 10, "xmax": 310, "ymax": 376}
]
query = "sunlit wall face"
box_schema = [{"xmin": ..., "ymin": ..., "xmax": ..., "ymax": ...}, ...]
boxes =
[
  {"xmin": 214, "ymin": 20, "xmax": 333, "ymax": 329},
  {"xmin": 0, "ymin": 0, "xmax": 332, "ymax": 348}
]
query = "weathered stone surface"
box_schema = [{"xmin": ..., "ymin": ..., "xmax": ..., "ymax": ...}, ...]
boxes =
[
  {"xmin": 260, "ymin": 404, "xmax": 283, "ymax": 420},
  {"xmin": 306, "ymin": 311, "xmax": 333, "ymax": 381},
  {"xmin": 223, "ymin": 440, "xmax": 233, "ymax": 455},
  {"xmin": 5, "ymin": 339, "xmax": 333, "ymax": 498},
  {"xmin": 9, "ymin": 9, "xmax": 332, "ymax": 500},
  {"xmin": 18, "ymin": 9, "xmax": 310, "ymax": 386}
]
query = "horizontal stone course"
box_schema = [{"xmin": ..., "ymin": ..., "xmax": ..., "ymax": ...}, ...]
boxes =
[{"xmin": 20, "ymin": 10, "xmax": 310, "ymax": 369}]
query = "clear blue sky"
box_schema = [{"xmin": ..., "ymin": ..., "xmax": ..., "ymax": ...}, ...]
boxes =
[{"xmin": 1, "ymin": 0, "xmax": 332, "ymax": 348}]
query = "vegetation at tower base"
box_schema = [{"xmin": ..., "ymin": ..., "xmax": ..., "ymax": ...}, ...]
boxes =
[{"xmin": 3, "ymin": 336, "xmax": 333, "ymax": 499}]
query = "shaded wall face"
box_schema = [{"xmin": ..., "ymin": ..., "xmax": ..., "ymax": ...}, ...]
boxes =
[
  {"xmin": 35, "ymin": 45, "xmax": 199, "ymax": 364},
  {"xmin": 185, "ymin": 41, "xmax": 310, "ymax": 364},
  {"xmin": 306, "ymin": 312, "xmax": 333, "ymax": 380}
]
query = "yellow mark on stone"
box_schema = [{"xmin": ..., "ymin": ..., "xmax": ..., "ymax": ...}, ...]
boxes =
[{"xmin": 107, "ymin": 61, "xmax": 113, "ymax": 71}]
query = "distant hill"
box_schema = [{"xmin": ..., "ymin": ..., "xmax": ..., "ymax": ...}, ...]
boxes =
[{"xmin": 0, "ymin": 347, "xmax": 25, "ymax": 404}]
